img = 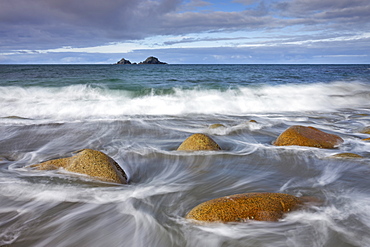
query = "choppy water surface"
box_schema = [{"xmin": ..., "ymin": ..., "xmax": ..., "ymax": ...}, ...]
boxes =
[{"xmin": 1, "ymin": 64, "xmax": 370, "ymax": 246}]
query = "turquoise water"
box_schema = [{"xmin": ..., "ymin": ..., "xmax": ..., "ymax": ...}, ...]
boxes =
[
  {"xmin": 1, "ymin": 64, "xmax": 368, "ymax": 88},
  {"xmin": 0, "ymin": 64, "xmax": 370, "ymax": 246}
]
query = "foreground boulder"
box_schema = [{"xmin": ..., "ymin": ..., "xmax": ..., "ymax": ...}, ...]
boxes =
[
  {"xmin": 177, "ymin": 133, "xmax": 221, "ymax": 151},
  {"xmin": 30, "ymin": 149, "xmax": 127, "ymax": 184},
  {"xmin": 274, "ymin": 125, "xmax": 343, "ymax": 149},
  {"xmin": 186, "ymin": 192, "xmax": 301, "ymax": 222}
]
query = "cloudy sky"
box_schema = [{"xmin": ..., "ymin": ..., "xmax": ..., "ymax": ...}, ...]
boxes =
[{"xmin": 1, "ymin": 0, "xmax": 369, "ymax": 64}]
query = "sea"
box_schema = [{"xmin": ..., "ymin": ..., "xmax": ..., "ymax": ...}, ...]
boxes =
[{"xmin": 0, "ymin": 64, "xmax": 370, "ymax": 247}]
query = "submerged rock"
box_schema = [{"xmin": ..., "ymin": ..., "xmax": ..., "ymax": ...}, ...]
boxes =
[
  {"xmin": 360, "ymin": 126, "xmax": 370, "ymax": 134},
  {"xmin": 274, "ymin": 125, "xmax": 343, "ymax": 149},
  {"xmin": 363, "ymin": 138, "xmax": 370, "ymax": 141},
  {"xmin": 185, "ymin": 192, "xmax": 301, "ymax": 223},
  {"xmin": 177, "ymin": 133, "xmax": 221, "ymax": 151},
  {"xmin": 331, "ymin": 153, "xmax": 363, "ymax": 159},
  {"xmin": 30, "ymin": 149, "xmax": 127, "ymax": 184}
]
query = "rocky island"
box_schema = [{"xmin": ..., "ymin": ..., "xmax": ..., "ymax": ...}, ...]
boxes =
[
  {"xmin": 116, "ymin": 58, "xmax": 132, "ymax": 64},
  {"xmin": 115, "ymin": 56, "xmax": 167, "ymax": 65}
]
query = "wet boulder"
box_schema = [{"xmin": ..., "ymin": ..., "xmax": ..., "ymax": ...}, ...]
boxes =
[
  {"xmin": 177, "ymin": 133, "xmax": 221, "ymax": 151},
  {"xmin": 331, "ymin": 153, "xmax": 363, "ymax": 159},
  {"xmin": 209, "ymin": 124, "xmax": 226, "ymax": 129},
  {"xmin": 186, "ymin": 192, "xmax": 301, "ymax": 222},
  {"xmin": 274, "ymin": 125, "xmax": 343, "ymax": 149},
  {"xmin": 31, "ymin": 149, "xmax": 127, "ymax": 184}
]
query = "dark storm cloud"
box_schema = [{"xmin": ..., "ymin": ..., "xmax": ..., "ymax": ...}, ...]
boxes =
[
  {"xmin": 275, "ymin": 0, "xmax": 369, "ymax": 15},
  {"xmin": 275, "ymin": 0, "xmax": 370, "ymax": 25},
  {"xmin": 2, "ymin": 0, "xmax": 368, "ymax": 49},
  {"xmin": 161, "ymin": 10, "xmax": 273, "ymax": 34},
  {"xmin": 0, "ymin": 0, "xmax": 272, "ymax": 48},
  {"xmin": 0, "ymin": 0, "xmax": 182, "ymax": 49}
]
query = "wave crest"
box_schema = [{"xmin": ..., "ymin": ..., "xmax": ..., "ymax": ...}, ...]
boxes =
[{"xmin": 0, "ymin": 81, "xmax": 369, "ymax": 120}]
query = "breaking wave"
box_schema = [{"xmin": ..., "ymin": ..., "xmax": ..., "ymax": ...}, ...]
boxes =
[{"xmin": 0, "ymin": 81, "xmax": 369, "ymax": 121}]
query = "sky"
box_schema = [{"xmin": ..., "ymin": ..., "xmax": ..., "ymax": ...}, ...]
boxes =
[{"xmin": 0, "ymin": 0, "xmax": 369, "ymax": 64}]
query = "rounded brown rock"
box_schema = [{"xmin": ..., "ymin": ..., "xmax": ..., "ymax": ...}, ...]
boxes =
[
  {"xmin": 209, "ymin": 124, "xmax": 226, "ymax": 129},
  {"xmin": 177, "ymin": 133, "xmax": 221, "ymax": 151},
  {"xmin": 185, "ymin": 192, "xmax": 301, "ymax": 223},
  {"xmin": 273, "ymin": 125, "xmax": 343, "ymax": 149},
  {"xmin": 31, "ymin": 149, "xmax": 127, "ymax": 184}
]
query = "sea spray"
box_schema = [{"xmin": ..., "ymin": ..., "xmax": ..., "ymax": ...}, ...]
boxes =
[{"xmin": 1, "ymin": 81, "xmax": 369, "ymax": 122}]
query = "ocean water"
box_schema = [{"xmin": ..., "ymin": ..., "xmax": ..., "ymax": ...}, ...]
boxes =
[{"xmin": 0, "ymin": 64, "xmax": 370, "ymax": 247}]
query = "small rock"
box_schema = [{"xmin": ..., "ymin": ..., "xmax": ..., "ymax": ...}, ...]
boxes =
[
  {"xmin": 209, "ymin": 124, "xmax": 226, "ymax": 129},
  {"xmin": 360, "ymin": 127, "xmax": 370, "ymax": 134},
  {"xmin": 3, "ymin": 116, "xmax": 29, "ymax": 119},
  {"xmin": 177, "ymin": 133, "xmax": 221, "ymax": 151},
  {"xmin": 30, "ymin": 149, "xmax": 127, "ymax": 184},
  {"xmin": 362, "ymin": 138, "xmax": 370, "ymax": 141},
  {"xmin": 274, "ymin": 125, "xmax": 343, "ymax": 149},
  {"xmin": 186, "ymin": 192, "xmax": 301, "ymax": 223},
  {"xmin": 331, "ymin": 153, "xmax": 363, "ymax": 159}
]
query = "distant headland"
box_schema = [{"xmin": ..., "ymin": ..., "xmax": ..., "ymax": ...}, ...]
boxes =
[{"xmin": 115, "ymin": 56, "xmax": 167, "ymax": 65}]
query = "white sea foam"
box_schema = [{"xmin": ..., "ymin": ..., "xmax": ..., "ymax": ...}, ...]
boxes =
[{"xmin": 0, "ymin": 81, "xmax": 369, "ymax": 121}]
